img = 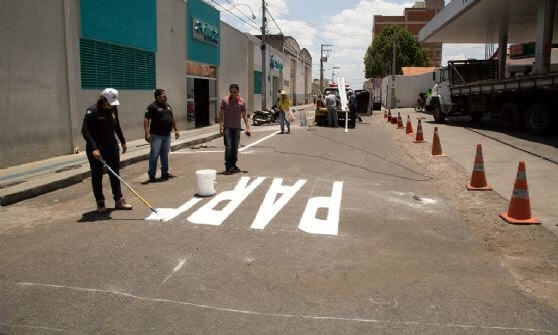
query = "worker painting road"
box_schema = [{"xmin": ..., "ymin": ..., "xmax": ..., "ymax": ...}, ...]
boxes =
[{"xmin": 1, "ymin": 114, "xmax": 557, "ymax": 334}]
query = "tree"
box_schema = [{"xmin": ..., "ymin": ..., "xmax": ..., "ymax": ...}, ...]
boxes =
[{"xmin": 364, "ymin": 25, "xmax": 429, "ymax": 78}]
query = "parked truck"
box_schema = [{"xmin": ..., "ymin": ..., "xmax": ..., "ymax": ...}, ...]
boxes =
[{"xmin": 425, "ymin": 59, "xmax": 558, "ymax": 134}]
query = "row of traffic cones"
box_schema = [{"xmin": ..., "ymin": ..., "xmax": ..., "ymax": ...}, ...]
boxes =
[{"xmin": 382, "ymin": 107, "xmax": 540, "ymax": 225}]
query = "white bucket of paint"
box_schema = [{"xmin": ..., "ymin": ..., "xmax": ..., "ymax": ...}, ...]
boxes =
[{"xmin": 195, "ymin": 169, "xmax": 217, "ymax": 197}]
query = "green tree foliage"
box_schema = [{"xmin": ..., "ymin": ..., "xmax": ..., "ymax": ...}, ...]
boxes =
[{"xmin": 364, "ymin": 25, "xmax": 430, "ymax": 78}]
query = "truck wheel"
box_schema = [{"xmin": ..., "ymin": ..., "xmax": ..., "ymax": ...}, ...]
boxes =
[
  {"xmin": 432, "ymin": 103, "xmax": 445, "ymax": 123},
  {"xmin": 470, "ymin": 111, "xmax": 483, "ymax": 123},
  {"xmin": 500, "ymin": 102, "xmax": 522, "ymax": 130},
  {"xmin": 524, "ymin": 103, "xmax": 550, "ymax": 134}
]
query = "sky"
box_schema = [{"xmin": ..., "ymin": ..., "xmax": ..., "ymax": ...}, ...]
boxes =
[{"xmin": 211, "ymin": 0, "xmax": 486, "ymax": 89}]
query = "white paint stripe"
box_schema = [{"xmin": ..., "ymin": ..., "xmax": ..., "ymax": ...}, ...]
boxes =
[
  {"xmin": 298, "ymin": 181, "xmax": 343, "ymax": 235},
  {"xmin": 239, "ymin": 131, "xmax": 277, "ymax": 152},
  {"xmin": 16, "ymin": 282, "xmax": 553, "ymax": 333},
  {"xmin": 250, "ymin": 178, "xmax": 307, "ymax": 230},
  {"xmin": 171, "ymin": 150, "xmax": 224, "ymax": 154},
  {"xmin": 0, "ymin": 322, "xmax": 67, "ymax": 333},
  {"xmin": 187, "ymin": 177, "xmax": 266, "ymax": 225},
  {"xmin": 162, "ymin": 259, "xmax": 187, "ymax": 283},
  {"xmin": 145, "ymin": 198, "xmax": 202, "ymax": 222}
]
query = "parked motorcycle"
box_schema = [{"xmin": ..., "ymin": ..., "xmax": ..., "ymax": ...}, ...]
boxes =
[
  {"xmin": 252, "ymin": 106, "xmax": 280, "ymax": 126},
  {"xmin": 414, "ymin": 92, "xmax": 427, "ymax": 112}
]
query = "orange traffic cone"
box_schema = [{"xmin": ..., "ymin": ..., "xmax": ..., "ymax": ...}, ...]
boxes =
[
  {"xmin": 499, "ymin": 162, "xmax": 541, "ymax": 225},
  {"xmin": 430, "ymin": 127, "xmax": 445, "ymax": 156},
  {"xmin": 397, "ymin": 113, "xmax": 404, "ymax": 129},
  {"xmin": 413, "ymin": 119, "xmax": 426, "ymax": 143},
  {"xmin": 387, "ymin": 109, "xmax": 392, "ymax": 122},
  {"xmin": 383, "ymin": 108, "xmax": 387, "ymax": 119},
  {"xmin": 391, "ymin": 112, "xmax": 398, "ymax": 124},
  {"xmin": 405, "ymin": 115, "xmax": 414, "ymax": 136},
  {"xmin": 466, "ymin": 144, "xmax": 492, "ymax": 190}
]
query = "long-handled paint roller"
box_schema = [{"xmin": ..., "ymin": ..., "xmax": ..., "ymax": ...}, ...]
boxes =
[{"xmin": 99, "ymin": 158, "xmax": 159, "ymax": 216}]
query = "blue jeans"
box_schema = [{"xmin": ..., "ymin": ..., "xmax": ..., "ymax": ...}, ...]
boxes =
[
  {"xmin": 86, "ymin": 145, "xmax": 122, "ymax": 202},
  {"xmin": 328, "ymin": 106, "xmax": 338, "ymax": 127},
  {"xmin": 148, "ymin": 133, "xmax": 171, "ymax": 178},
  {"xmin": 223, "ymin": 127, "xmax": 240, "ymax": 170},
  {"xmin": 278, "ymin": 112, "xmax": 290, "ymax": 133}
]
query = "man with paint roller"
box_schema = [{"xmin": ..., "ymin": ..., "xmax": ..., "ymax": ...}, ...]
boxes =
[{"xmin": 81, "ymin": 88, "xmax": 133, "ymax": 213}]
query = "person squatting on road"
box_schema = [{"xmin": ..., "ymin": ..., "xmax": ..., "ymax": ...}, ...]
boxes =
[
  {"xmin": 325, "ymin": 90, "xmax": 339, "ymax": 127},
  {"xmin": 81, "ymin": 88, "xmax": 133, "ymax": 213},
  {"xmin": 278, "ymin": 90, "xmax": 291, "ymax": 134},
  {"xmin": 219, "ymin": 83, "xmax": 251, "ymax": 175},
  {"xmin": 144, "ymin": 88, "xmax": 179, "ymax": 182}
]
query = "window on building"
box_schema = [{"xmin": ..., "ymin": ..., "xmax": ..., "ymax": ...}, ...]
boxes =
[
  {"xmin": 254, "ymin": 71, "xmax": 262, "ymax": 94},
  {"xmin": 80, "ymin": 39, "xmax": 156, "ymax": 89}
]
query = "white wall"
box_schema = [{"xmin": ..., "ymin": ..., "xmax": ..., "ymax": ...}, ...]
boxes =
[{"xmin": 382, "ymin": 72, "xmax": 435, "ymax": 108}]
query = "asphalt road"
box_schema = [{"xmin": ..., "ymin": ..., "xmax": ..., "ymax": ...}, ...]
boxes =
[{"xmin": 1, "ymin": 111, "xmax": 557, "ymax": 334}]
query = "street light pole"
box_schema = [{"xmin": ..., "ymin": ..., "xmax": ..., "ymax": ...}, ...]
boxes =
[
  {"xmin": 261, "ymin": 0, "xmax": 267, "ymax": 110},
  {"xmin": 320, "ymin": 44, "xmax": 331, "ymax": 94},
  {"xmin": 331, "ymin": 66, "xmax": 340, "ymax": 82}
]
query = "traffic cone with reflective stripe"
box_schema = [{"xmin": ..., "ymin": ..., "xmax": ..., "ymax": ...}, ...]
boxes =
[
  {"xmin": 413, "ymin": 119, "xmax": 426, "ymax": 143},
  {"xmin": 430, "ymin": 127, "xmax": 445, "ymax": 156},
  {"xmin": 466, "ymin": 144, "xmax": 492, "ymax": 190},
  {"xmin": 391, "ymin": 111, "xmax": 398, "ymax": 124},
  {"xmin": 383, "ymin": 108, "xmax": 388, "ymax": 119},
  {"xmin": 397, "ymin": 113, "xmax": 405, "ymax": 129},
  {"xmin": 499, "ymin": 162, "xmax": 541, "ymax": 225},
  {"xmin": 405, "ymin": 115, "xmax": 414, "ymax": 136},
  {"xmin": 387, "ymin": 109, "xmax": 392, "ymax": 122}
]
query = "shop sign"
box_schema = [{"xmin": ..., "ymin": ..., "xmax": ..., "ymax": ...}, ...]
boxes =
[
  {"xmin": 270, "ymin": 54, "xmax": 284, "ymax": 72},
  {"xmin": 192, "ymin": 17, "xmax": 219, "ymax": 46}
]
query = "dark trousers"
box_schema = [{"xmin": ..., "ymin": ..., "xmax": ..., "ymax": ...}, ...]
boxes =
[
  {"xmin": 223, "ymin": 127, "xmax": 240, "ymax": 170},
  {"xmin": 86, "ymin": 146, "xmax": 122, "ymax": 202}
]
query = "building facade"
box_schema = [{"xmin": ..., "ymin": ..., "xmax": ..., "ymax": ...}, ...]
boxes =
[
  {"xmin": 373, "ymin": 0, "xmax": 444, "ymax": 66},
  {"xmin": 0, "ymin": 0, "xmax": 311, "ymax": 169}
]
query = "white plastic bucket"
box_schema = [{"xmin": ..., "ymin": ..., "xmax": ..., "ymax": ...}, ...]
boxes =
[{"xmin": 195, "ymin": 169, "xmax": 217, "ymax": 197}]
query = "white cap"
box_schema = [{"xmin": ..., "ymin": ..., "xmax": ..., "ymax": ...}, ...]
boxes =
[
  {"xmin": 101, "ymin": 88, "xmax": 120, "ymax": 106},
  {"xmin": 280, "ymin": 90, "xmax": 287, "ymax": 95}
]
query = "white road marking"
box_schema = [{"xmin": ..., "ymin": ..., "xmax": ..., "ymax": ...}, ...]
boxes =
[
  {"xmin": 162, "ymin": 259, "xmax": 187, "ymax": 283},
  {"xmin": 251, "ymin": 178, "xmax": 307, "ymax": 230},
  {"xmin": 146, "ymin": 198, "xmax": 202, "ymax": 222},
  {"xmin": 298, "ymin": 181, "xmax": 343, "ymax": 235},
  {"xmin": 16, "ymin": 282, "xmax": 553, "ymax": 333}
]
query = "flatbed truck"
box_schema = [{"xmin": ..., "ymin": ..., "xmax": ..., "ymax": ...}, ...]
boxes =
[{"xmin": 426, "ymin": 59, "xmax": 558, "ymax": 134}]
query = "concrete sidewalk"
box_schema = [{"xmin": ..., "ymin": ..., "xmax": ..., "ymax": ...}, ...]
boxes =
[
  {"xmin": 0, "ymin": 103, "xmax": 316, "ymax": 207},
  {"xmin": 0, "ymin": 125, "xmax": 221, "ymax": 206}
]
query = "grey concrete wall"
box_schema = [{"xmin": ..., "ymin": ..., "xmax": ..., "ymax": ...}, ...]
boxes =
[
  {"xmin": 219, "ymin": 22, "xmax": 250, "ymax": 110},
  {"xmin": 1, "ymin": 0, "xmax": 73, "ymax": 168}
]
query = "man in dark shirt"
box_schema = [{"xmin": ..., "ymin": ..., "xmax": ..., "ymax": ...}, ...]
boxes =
[
  {"xmin": 144, "ymin": 89, "xmax": 179, "ymax": 182},
  {"xmin": 81, "ymin": 88, "xmax": 133, "ymax": 212}
]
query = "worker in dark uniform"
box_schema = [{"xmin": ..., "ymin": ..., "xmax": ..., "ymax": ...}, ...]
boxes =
[{"xmin": 81, "ymin": 88, "xmax": 133, "ymax": 213}]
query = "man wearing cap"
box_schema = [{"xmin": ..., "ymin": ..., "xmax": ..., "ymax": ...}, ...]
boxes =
[
  {"xmin": 277, "ymin": 90, "xmax": 292, "ymax": 134},
  {"xmin": 81, "ymin": 88, "xmax": 133, "ymax": 212},
  {"xmin": 144, "ymin": 88, "xmax": 179, "ymax": 182}
]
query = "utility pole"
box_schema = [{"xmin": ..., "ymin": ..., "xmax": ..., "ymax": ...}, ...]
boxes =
[
  {"xmin": 391, "ymin": 41, "xmax": 396, "ymax": 109},
  {"xmin": 261, "ymin": 0, "xmax": 267, "ymax": 110},
  {"xmin": 320, "ymin": 44, "xmax": 332, "ymax": 94}
]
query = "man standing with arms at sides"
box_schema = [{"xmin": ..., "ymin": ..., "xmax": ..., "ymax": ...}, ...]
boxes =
[
  {"xmin": 82, "ymin": 88, "xmax": 133, "ymax": 212},
  {"xmin": 144, "ymin": 89, "xmax": 179, "ymax": 182},
  {"xmin": 325, "ymin": 90, "xmax": 338, "ymax": 127},
  {"xmin": 219, "ymin": 84, "xmax": 251, "ymax": 175}
]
